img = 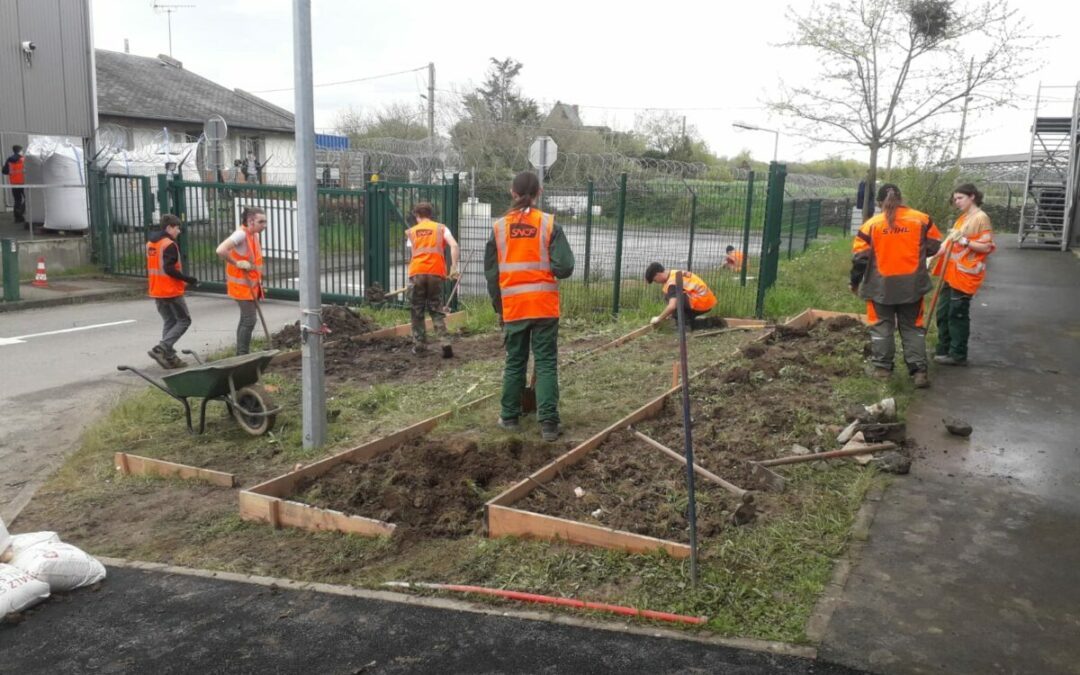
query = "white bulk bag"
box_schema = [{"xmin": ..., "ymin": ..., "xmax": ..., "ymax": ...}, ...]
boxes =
[
  {"xmin": 0, "ymin": 563, "xmax": 50, "ymax": 615},
  {"xmin": 10, "ymin": 541, "xmax": 106, "ymax": 592}
]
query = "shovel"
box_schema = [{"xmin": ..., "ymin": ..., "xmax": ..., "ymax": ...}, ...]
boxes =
[
  {"xmin": 244, "ymin": 275, "xmax": 272, "ymax": 345},
  {"xmin": 521, "ymin": 363, "xmax": 538, "ymax": 414}
]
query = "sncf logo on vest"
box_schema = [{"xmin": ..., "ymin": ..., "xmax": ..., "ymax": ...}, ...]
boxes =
[
  {"xmin": 510, "ymin": 224, "xmax": 538, "ymax": 239},
  {"xmin": 414, "ymin": 229, "xmax": 435, "ymax": 240}
]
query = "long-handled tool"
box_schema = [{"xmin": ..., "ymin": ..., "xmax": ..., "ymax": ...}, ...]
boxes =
[
  {"xmin": 244, "ymin": 274, "xmax": 272, "ymax": 345},
  {"xmin": 924, "ymin": 239, "xmax": 955, "ymax": 334},
  {"xmin": 674, "ymin": 272, "xmax": 700, "ymax": 584},
  {"xmin": 630, "ymin": 428, "xmax": 756, "ymax": 525},
  {"xmin": 441, "ymin": 251, "xmax": 472, "ymax": 314},
  {"xmin": 750, "ymin": 441, "xmax": 897, "ymax": 491},
  {"xmin": 521, "ymin": 363, "xmax": 538, "ymax": 414}
]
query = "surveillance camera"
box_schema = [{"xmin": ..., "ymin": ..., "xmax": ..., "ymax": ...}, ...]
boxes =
[{"xmin": 21, "ymin": 41, "xmax": 36, "ymax": 52}]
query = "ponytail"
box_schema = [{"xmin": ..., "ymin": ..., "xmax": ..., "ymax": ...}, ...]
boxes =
[
  {"xmin": 876, "ymin": 183, "xmax": 902, "ymax": 228},
  {"xmin": 504, "ymin": 171, "xmax": 541, "ymax": 217}
]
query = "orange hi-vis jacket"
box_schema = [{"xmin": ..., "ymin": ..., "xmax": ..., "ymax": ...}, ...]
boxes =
[
  {"xmin": 146, "ymin": 237, "xmax": 186, "ymax": 299},
  {"xmin": 7, "ymin": 157, "xmax": 25, "ymax": 185},
  {"xmin": 493, "ymin": 208, "xmax": 559, "ymax": 322},
  {"xmin": 406, "ymin": 219, "xmax": 447, "ymax": 278},
  {"xmin": 663, "ymin": 270, "xmax": 717, "ymax": 313},
  {"xmin": 225, "ymin": 229, "xmax": 264, "ymax": 301},
  {"xmin": 934, "ymin": 211, "xmax": 995, "ymax": 296},
  {"xmin": 852, "ymin": 206, "xmax": 942, "ymax": 306},
  {"xmin": 726, "ymin": 250, "xmax": 745, "ymax": 270}
]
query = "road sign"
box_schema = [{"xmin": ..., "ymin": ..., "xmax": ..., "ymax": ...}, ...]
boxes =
[
  {"xmin": 204, "ymin": 115, "xmax": 228, "ymax": 142},
  {"xmin": 529, "ymin": 136, "xmax": 558, "ymax": 169}
]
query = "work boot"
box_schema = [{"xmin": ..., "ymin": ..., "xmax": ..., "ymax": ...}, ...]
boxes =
[
  {"xmin": 148, "ymin": 345, "xmax": 172, "ymax": 369},
  {"xmin": 497, "ymin": 417, "xmax": 520, "ymax": 432},
  {"xmin": 869, "ymin": 366, "xmax": 892, "ymax": 380},
  {"xmin": 912, "ymin": 370, "xmax": 930, "ymax": 389},
  {"xmin": 164, "ymin": 352, "xmax": 187, "ymax": 369},
  {"xmin": 933, "ymin": 354, "xmax": 967, "ymax": 366},
  {"xmin": 411, "ymin": 343, "xmax": 428, "ymax": 355},
  {"xmin": 540, "ymin": 420, "xmax": 563, "ymax": 443}
]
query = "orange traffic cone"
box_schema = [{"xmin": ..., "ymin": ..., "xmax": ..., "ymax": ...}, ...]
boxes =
[{"xmin": 32, "ymin": 257, "xmax": 48, "ymax": 287}]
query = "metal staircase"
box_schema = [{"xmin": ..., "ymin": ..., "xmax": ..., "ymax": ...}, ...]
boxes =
[{"xmin": 1018, "ymin": 83, "xmax": 1079, "ymax": 250}]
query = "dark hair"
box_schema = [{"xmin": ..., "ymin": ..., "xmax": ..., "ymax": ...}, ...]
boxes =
[
  {"xmin": 241, "ymin": 206, "xmax": 265, "ymax": 226},
  {"xmin": 645, "ymin": 262, "xmax": 665, "ymax": 283},
  {"xmin": 953, "ymin": 183, "xmax": 983, "ymax": 207},
  {"xmin": 13, "ymin": 145, "xmax": 23, "ymax": 154},
  {"xmin": 507, "ymin": 171, "xmax": 541, "ymax": 214},
  {"xmin": 876, "ymin": 183, "xmax": 903, "ymax": 227},
  {"xmin": 160, "ymin": 214, "xmax": 181, "ymax": 230},
  {"xmin": 412, "ymin": 202, "xmax": 434, "ymax": 219},
  {"xmin": 726, "ymin": 245, "xmax": 735, "ymax": 252}
]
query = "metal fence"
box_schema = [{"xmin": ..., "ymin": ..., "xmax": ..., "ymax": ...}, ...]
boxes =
[{"xmin": 88, "ymin": 163, "xmax": 834, "ymax": 318}]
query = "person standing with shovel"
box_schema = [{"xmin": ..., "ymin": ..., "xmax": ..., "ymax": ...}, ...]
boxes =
[
  {"xmin": 485, "ymin": 171, "xmax": 575, "ymax": 442},
  {"xmin": 217, "ymin": 206, "xmax": 269, "ymax": 355},
  {"xmin": 405, "ymin": 202, "xmax": 460, "ymax": 356}
]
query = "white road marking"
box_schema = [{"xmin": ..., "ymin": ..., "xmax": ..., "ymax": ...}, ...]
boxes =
[{"xmin": 0, "ymin": 319, "xmax": 137, "ymax": 346}]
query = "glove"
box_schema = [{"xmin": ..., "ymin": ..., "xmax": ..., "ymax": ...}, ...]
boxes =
[
  {"xmin": 449, "ymin": 264, "xmax": 461, "ymax": 280},
  {"xmin": 186, "ymin": 277, "xmax": 199, "ymax": 288},
  {"xmin": 957, "ymin": 236, "xmax": 970, "ymax": 247},
  {"xmin": 235, "ymin": 260, "xmax": 254, "ymax": 271},
  {"xmin": 650, "ymin": 316, "xmax": 662, "ymax": 325}
]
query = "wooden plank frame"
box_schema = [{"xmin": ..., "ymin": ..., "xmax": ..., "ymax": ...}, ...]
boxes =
[
  {"xmin": 484, "ymin": 309, "xmax": 865, "ymax": 557},
  {"xmin": 270, "ymin": 312, "xmax": 468, "ymax": 366},
  {"xmin": 114, "ymin": 453, "xmax": 237, "ymax": 488}
]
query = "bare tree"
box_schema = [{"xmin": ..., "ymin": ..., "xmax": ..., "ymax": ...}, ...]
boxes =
[{"xmin": 771, "ymin": 0, "xmax": 1040, "ymax": 220}]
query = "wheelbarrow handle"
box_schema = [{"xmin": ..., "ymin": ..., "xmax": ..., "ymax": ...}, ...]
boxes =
[
  {"xmin": 180, "ymin": 349, "xmax": 204, "ymax": 365},
  {"xmin": 117, "ymin": 364, "xmax": 177, "ymax": 399}
]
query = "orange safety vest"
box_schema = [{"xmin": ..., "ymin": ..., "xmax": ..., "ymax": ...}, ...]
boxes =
[
  {"xmin": 852, "ymin": 206, "xmax": 942, "ymax": 305},
  {"xmin": 406, "ymin": 219, "xmax": 447, "ymax": 278},
  {"xmin": 493, "ymin": 208, "xmax": 559, "ymax": 322},
  {"xmin": 726, "ymin": 251, "xmax": 744, "ymax": 269},
  {"xmin": 934, "ymin": 212, "xmax": 995, "ymax": 296},
  {"xmin": 8, "ymin": 157, "xmax": 25, "ymax": 185},
  {"xmin": 662, "ymin": 270, "xmax": 717, "ymax": 313},
  {"xmin": 225, "ymin": 230, "xmax": 264, "ymax": 301},
  {"xmin": 146, "ymin": 238, "xmax": 186, "ymax": 299}
]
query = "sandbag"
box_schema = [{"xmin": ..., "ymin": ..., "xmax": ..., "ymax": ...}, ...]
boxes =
[
  {"xmin": 0, "ymin": 563, "xmax": 50, "ymax": 615},
  {"xmin": 10, "ymin": 541, "xmax": 106, "ymax": 592},
  {"xmin": 0, "ymin": 531, "xmax": 61, "ymax": 563}
]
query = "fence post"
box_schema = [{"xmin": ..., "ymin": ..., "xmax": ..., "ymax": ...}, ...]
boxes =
[
  {"xmin": 612, "ymin": 172, "xmax": 627, "ymax": 315},
  {"xmin": 787, "ymin": 199, "xmax": 797, "ymax": 260},
  {"xmin": 686, "ymin": 190, "xmax": 698, "ymax": 270},
  {"xmin": 157, "ymin": 174, "xmax": 171, "ymax": 218},
  {"xmin": 805, "ymin": 199, "xmax": 819, "ymax": 249},
  {"xmin": 740, "ymin": 171, "xmax": 755, "ymax": 288},
  {"xmin": 450, "ymin": 173, "xmax": 461, "ymax": 311},
  {"xmin": 584, "ymin": 179, "xmax": 594, "ymax": 287},
  {"xmin": 755, "ymin": 162, "xmax": 787, "ymax": 319},
  {"xmin": 2, "ymin": 238, "xmax": 19, "ymax": 302},
  {"xmin": 1005, "ymin": 186, "xmax": 1013, "ymax": 233}
]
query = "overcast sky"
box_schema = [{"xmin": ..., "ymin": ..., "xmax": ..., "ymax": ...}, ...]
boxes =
[{"xmin": 92, "ymin": 0, "xmax": 1076, "ymax": 164}]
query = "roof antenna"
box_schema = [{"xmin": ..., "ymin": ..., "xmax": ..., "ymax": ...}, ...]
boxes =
[{"xmin": 152, "ymin": 2, "xmax": 195, "ymax": 57}]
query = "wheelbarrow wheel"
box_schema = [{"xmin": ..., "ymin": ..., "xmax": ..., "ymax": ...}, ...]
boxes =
[{"xmin": 232, "ymin": 384, "xmax": 277, "ymax": 436}]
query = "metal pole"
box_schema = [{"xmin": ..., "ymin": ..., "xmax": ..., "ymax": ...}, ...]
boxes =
[
  {"xmin": 293, "ymin": 0, "xmax": 326, "ymax": 449},
  {"xmin": 584, "ymin": 180, "xmax": 594, "ymax": 287},
  {"xmin": 674, "ymin": 271, "xmax": 699, "ymax": 586},
  {"xmin": 538, "ymin": 138, "xmax": 546, "ymax": 204},
  {"xmin": 772, "ymin": 130, "xmax": 779, "ymax": 164},
  {"xmin": 612, "ymin": 172, "xmax": 627, "ymax": 315},
  {"xmin": 686, "ymin": 190, "xmax": 697, "ymax": 270},
  {"xmin": 428, "ymin": 62, "xmax": 435, "ymax": 183},
  {"xmin": 740, "ymin": 171, "xmax": 754, "ymax": 288}
]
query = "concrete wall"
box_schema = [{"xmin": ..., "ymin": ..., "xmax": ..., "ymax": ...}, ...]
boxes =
[{"xmin": 16, "ymin": 236, "xmax": 90, "ymax": 276}]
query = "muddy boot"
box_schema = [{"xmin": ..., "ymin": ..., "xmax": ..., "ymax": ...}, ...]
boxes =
[
  {"xmin": 164, "ymin": 351, "xmax": 187, "ymax": 369},
  {"xmin": 411, "ymin": 342, "xmax": 428, "ymax": 356},
  {"xmin": 148, "ymin": 345, "xmax": 172, "ymax": 369},
  {"xmin": 933, "ymin": 354, "xmax": 967, "ymax": 366},
  {"xmin": 497, "ymin": 417, "xmax": 520, "ymax": 432},
  {"xmin": 540, "ymin": 420, "xmax": 563, "ymax": 443},
  {"xmin": 912, "ymin": 370, "xmax": 930, "ymax": 389},
  {"xmin": 868, "ymin": 366, "xmax": 892, "ymax": 380}
]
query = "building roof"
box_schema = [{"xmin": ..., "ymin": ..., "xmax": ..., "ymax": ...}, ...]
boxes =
[
  {"xmin": 545, "ymin": 101, "xmax": 583, "ymax": 127},
  {"xmin": 95, "ymin": 49, "xmax": 294, "ymax": 133}
]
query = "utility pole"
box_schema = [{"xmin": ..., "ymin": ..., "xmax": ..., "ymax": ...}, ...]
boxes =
[
  {"xmin": 956, "ymin": 57, "xmax": 975, "ymax": 170},
  {"xmin": 428, "ymin": 62, "xmax": 435, "ymax": 182},
  {"xmin": 292, "ymin": 0, "xmax": 326, "ymax": 449}
]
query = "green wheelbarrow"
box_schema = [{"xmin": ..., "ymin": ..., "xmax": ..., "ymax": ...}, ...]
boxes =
[{"xmin": 118, "ymin": 350, "xmax": 282, "ymax": 436}]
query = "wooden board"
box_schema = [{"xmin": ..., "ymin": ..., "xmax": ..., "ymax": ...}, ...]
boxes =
[
  {"xmin": 488, "ymin": 505, "xmax": 691, "ymax": 559},
  {"xmin": 784, "ymin": 308, "xmax": 867, "ymax": 331},
  {"xmin": 114, "ymin": 453, "xmax": 237, "ymax": 488},
  {"xmin": 271, "ymin": 312, "xmax": 466, "ymax": 365},
  {"xmin": 239, "ymin": 491, "xmax": 395, "ymax": 536}
]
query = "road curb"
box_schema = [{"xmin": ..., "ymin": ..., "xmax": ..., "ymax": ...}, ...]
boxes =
[
  {"xmin": 0, "ymin": 288, "xmax": 144, "ymax": 313},
  {"xmin": 97, "ymin": 556, "xmax": 818, "ymax": 660}
]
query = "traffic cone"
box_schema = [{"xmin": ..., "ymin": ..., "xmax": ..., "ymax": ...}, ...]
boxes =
[{"xmin": 32, "ymin": 257, "xmax": 48, "ymax": 287}]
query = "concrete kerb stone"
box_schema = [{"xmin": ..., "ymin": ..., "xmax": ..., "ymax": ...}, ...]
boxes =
[
  {"xmin": 96, "ymin": 556, "xmax": 818, "ymax": 660},
  {"xmin": 803, "ymin": 481, "xmax": 887, "ymax": 643}
]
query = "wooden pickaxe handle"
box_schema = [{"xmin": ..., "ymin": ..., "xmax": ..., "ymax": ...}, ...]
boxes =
[
  {"xmin": 757, "ymin": 442, "xmax": 896, "ymax": 467},
  {"xmin": 631, "ymin": 429, "xmax": 749, "ymax": 499}
]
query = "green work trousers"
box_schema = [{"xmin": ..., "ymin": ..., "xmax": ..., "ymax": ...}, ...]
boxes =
[
  {"xmin": 935, "ymin": 284, "xmax": 972, "ymax": 361},
  {"xmin": 500, "ymin": 318, "xmax": 560, "ymax": 424}
]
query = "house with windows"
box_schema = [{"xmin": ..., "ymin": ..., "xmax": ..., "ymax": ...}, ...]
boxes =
[{"xmin": 95, "ymin": 49, "xmax": 296, "ymax": 184}]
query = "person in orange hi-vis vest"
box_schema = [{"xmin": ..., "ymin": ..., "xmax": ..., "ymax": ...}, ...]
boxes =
[
  {"xmin": 485, "ymin": 171, "xmax": 575, "ymax": 442},
  {"xmin": 147, "ymin": 214, "xmax": 198, "ymax": 369},
  {"xmin": 644, "ymin": 263, "xmax": 718, "ymax": 329},
  {"xmin": 850, "ymin": 183, "xmax": 943, "ymax": 388},
  {"xmin": 930, "ymin": 183, "xmax": 996, "ymax": 366},
  {"xmin": 2, "ymin": 144, "xmax": 26, "ymax": 224},
  {"xmin": 216, "ymin": 206, "xmax": 268, "ymax": 355},
  {"xmin": 723, "ymin": 245, "xmax": 745, "ymax": 272},
  {"xmin": 405, "ymin": 201, "xmax": 460, "ymax": 354}
]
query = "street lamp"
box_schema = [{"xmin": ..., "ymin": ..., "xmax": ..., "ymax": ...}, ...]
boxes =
[{"xmin": 732, "ymin": 121, "xmax": 779, "ymax": 163}]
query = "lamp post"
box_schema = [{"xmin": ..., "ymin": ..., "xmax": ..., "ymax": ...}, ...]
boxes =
[{"xmin": 732, "ymin": 121, "xmax": 780, "ymax": 163}]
